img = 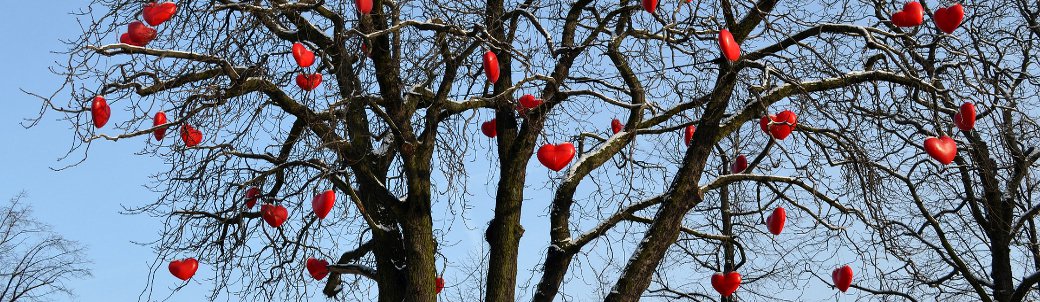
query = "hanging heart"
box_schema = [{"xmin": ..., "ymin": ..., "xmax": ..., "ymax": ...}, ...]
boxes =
[
  {"xmin": 261, "ymin": 204, "xmax": 288, "ymax": 228},
  {"xmin": 306, "ymin": 258, "xmax": 330, "ymax": 280},
  {"xmin": 180, "ymin": 124, "xmax": 203, "ymax": 147},
  {"xmin": 766, "ymin": 207, "xmax": 786, "ymax": 235},
  {"xmin": 832, "ymin": 265, "xmax": 854, "ymax": 292},
  {"xmin": 292, "ymin": 42, "xmax": 316, "ymax": 68},
  {"xmin": 718, "ymin": 29, "xmax": 741, "ymax": 62},
  {"xmin": 244, "ymin": 187, "xmax": 261, "ymax": 209},
  {"xmin": 760, "ymin": 110, "xmax": 798, "ymax": 140},
  {"xmin": 312, "ymin": 190, "xmax": 335, "ymax": 220},
  {"xmin": 356, "ymin": 0, "xmax": 373, "ymax": 14},
  {"xmin": 436, "ymin": 276, "xmax": 446, "ymax": 294},
  {"xmin": 168, "ymin": 258, "xmax": 199, "ymax": 281},
  {"xmin": 142, "ymin": 1, "xmax": 178, "ymax": 26},
  {"xmin": 611, "ymin": 118, "xmax": 624, "ymax": 134},
  {"xmin": 891, "ymin": 2, "xmax": 924, "ymax": 27},
  {"xmin": 91, "ymin": 96, "xmax": 111, "ymax": 129},
  {"xmin": 731, "ymin": 154, "xmax": 748, "ymax": 173},
  {"xmin": 923, "ymin": 136, "xmax": 957, "ymax": 165},
  {"xmin": 296, "ymin": 73, "xmax": 323, "ymax": 91},
  {"xmin": 152, "ymin": 111, "xmax": 168, "ymax": 141},
  {"xmin": 518, "ymin": 94, "xmax": 542, "ymax": 110},
  {"xmin": 482, "ymin": 51, "xmax": 500, "ymax": 84},
  {"xmin": 934, "ymin": 4, "xmax": 965, "ymax": 34},
  {"xmin": 684, "ymin": 125, "xmax": 697, "ymax": 146},
  {"xmin": 710, "ymin": 272, "xmax": 742, "ymax": 297},
  {"xmin": 953, "ymin": 102, "xmax": 976, "ymax": 132},
  {"xmin": 641, "ymin": 0, "xmax": 658, "ymax": 13},
  {"xmin": 537, "ymin": 143, "xmax": 576, "ymax": 172},
  {"xmin": 360, "ymin": 42, "xmax": 372, "ymax": 58},
  {"xmin": 119, "ymin": 33, "xmax": 145, "ymax": 47},
  {"xmin": 481, "ymin": 119, "xmax": 498, "ymax": 138},
  {"xmin": 127, "ymin": 21, "xmax": 157, "ymax": 46}
]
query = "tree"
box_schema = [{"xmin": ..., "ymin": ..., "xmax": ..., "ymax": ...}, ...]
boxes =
[
  {"xmin": 32, "ymin": 0, "xmax": 1040, "ymax": 301},
  {"xmin": 0, "ymin": 194, "xmax": 91, "ymax": 302}
]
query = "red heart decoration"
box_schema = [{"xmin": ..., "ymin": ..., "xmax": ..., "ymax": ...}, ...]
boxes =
[
  {"xmin": 954, "ymin": 102, "xmax": 975, "ymax": 132},
  {"xmin": 306, "ymin": 258, "xmax": 330, "ymax": 280},
  {"xmin": 127, "ymin": 21, "xmax": 157, "ymax": 46},
  {"xmin": 519, "ymin": 94, "xmax": 542, "ymax": 110},
  {"xmin": 360, "ymin": 42, "xmax": 372, "ymax": 58},
  {"xmin": 731, "ymin": 154, "xmax": 748, "ymax": 173},
  {"xmin": 760, "ymin": 110, "xmax": 797, "ymax": 140},
  {"xmin": 292, "ymin": 42, "xmax": 316, "ymax": 68},
  {"xmin": 641, "ymin": 0, "xmax": 658, "ymax": 13},
  {"xmin": 261, "ymin": 204, "xmax": 288, "ymax": 228},
  {"xmin": 313, "ymin": 190, "xmax": 336, "ymax": 219},
  {"xmin": 832, "ymin": 265, "xmax": 854, "ymax": 292},
  {"xmin": 296, "ymin": 73, "xmax": 323, "ymax": 91},
  {"xmin": 934, "ymin": 4, "xmax": 964, "ymax": 34},
  {"xmin": 481, "ymin": 119, "xmax": 498, "ymax": 138},
  {"xmin": 611, "ymin": 118, "xmax": 624, "ymax": 134},
  {"xmin": 891, "ymin": 2, "xmax": 924, "ymax": 27},
  {"xmin": 718, "ymin": 29, "xmax": 741, "ymax": 62},
  {"xmin": 684, "ymin": 125, "xmax": 697, "ymax": 146},
  {"xmin": 142, "ymin": 1, "xmax": 177, "ymax": 26},
  {"xmin": 482, "ymin": 51, "xmax": 500, "ymax": 84},
  {"xmin": 180, "ymin": 124, "xmax": 203, "ymax": 147},
  {"xmin": 766, "ymin": 207, "xmax": 786, "ymax": 235},
  {"xmin": 537, "ymin": 143, "xmax": 576, "ymax": 172},
  {"xmin": 168, "ymin": 258, "xmax": 199, "ymax": 281},
  {"xmin": 119, "ymin": 33, "xmax": 146, "ymax": 47},
  {"xmin": 924, "ymin": 136, "xmax": 957, "ymax": 165},
  {"xmin": 152, "ymin": 111, "xmax": 168, "ymax": 141},
  {"xmin": 710, "ymin": 272, "xmax": 742, "ymax": 297},
  {"xmin": 356, "ymin": 0, "xmax": 373, "ymax": 15},
  {"xmin": 436, "ymin": 276, "xmax": 446, "ymax": 294},
  {"xmin": 91, "ymin": 96, "xmax": 110, "ymax": 129},
  {"xmin": 244, "ymin": 187, "xmax": 261, "ymax": 209}
]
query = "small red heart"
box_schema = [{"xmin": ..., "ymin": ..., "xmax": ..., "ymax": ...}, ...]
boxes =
[
  {"xmin": 168, "ymin": 258, "xmax": 199, "ymax": 281},
  {"xmin": 312, "ymin": 190, "xmax": 335, "ymax": 219},
  {"xmin": 436, "ymin": 276, "xmax": 446, "ymax": 294},
  {"xmin": 356, "ymin": 0, "xmax": 373, "ymax": 14},
  {"xmin": 766, "ymin": 207, "xmax": 786, "ymax": 235},
  {"xmin": 91, "ymin": 96, "xmax": 111, "ymax": 129},
  {"xmin": 537, "ymin": 143, "xmax": 576, "ymax": 172},
  {"xmin": 360, "ymin": 42, "xmax": 372, "ymax": 58},
  {"xmin": 244, "ymin": 187, "xmax": 261, "ymax": 209},
  {"xmin": 518, "ymin": 94, "xmax": 543, "ymax": 110},
  {"xmin": 305, "ymin": 258, "xmax": 330, "ymax": 280},
  {"xmin": 832, "ymin": 265, "xmax": 854, "ymax": 292},
  {"xmin": 127, "ymin": 21, "xmax": 157, "ymax": 46},
  {"xmin": 261, "ymin": 204, "xmax": 289, "ymax": 228},
  {"xmin": 180, "ymin": 124, "xmax": 203, "ymax": 147},
  {"xmin": 481, "ymin": 119, "xmax": 498, "ymax": 138},
  {"xmin": 934, "ymin": 4, "xmax": 965, "ymax": 34},
  {"xmin": 152, "ymin": 111, "xmax": 168, "ymax": 141},
  {"xmin": 891, "ymin": 2, "xmax": 924, "ymax": 27},
  {"xmin": 142, "ymin": 1, "xmax": 177, "ymax": 26},
  {"xmin": 296, "ymin": 73, "xmax": 323, "ymax": 91},
  {"xmin": 482, "ymin": 51, "xmax": 500, "ymax": 84},
  {"xmin": 924, "ymin": 136, "xmax": 957, "ymax": 165},
  {"xmin": 611, "ymin": 118, "xmax": 624, "ymax": 134},
  {"xmin": 119, "ymin": 33, "xmax": 146, "ymax": 47},
  {"xmin": 718, "ymin": 29, "xmax": 741, "ymax": 62},
  {"xmin": 292, "ymin": 42, "xmax": 316, "ymax": 68},
  {"xmin": 710, "ymin": 272, "xmax": 742, "ymax": 297},
  {"xmin": 731, "ymin": 154, "xmax": 748, "ymax": 173},
  {"xmin": 954, "ymin": 102, "xmax": 975, "ymax": 132},
  {"xmin": 684, "ymin": 125, "xmax": 697, "ymax": 146},
  {"xmin": 761, "ymin": 110, "xmax": 797, "ymax": 140},
  {"xmin": 641, "ymin": 0, "xmax": 658, "ymax": 13}
]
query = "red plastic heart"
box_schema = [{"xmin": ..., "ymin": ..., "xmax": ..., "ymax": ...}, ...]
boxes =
[
  {"xmin": 313, "ymin": 190, "xmax": 335, "ymax": 219},
  {"xmin": 306, "ymin": 258, "xmax": 330, "ymax": 280},
  {"xmin": 718, "ymin": 29, "xmax": 741, "ymax": 62},
  {"xmin": 356, "ymin": 0, "xmax": 373, "ymax": 14},
  {"xmin": 641, "ymin": 0, "xmax": 658, "ymax": 13},
  {"xmin": 169, "ymin": 258, "xmax": 199, "ymax": 281},
  {"xmin": 832, "ymin": 265, "xmax": 854, "ymax": 292},
  {"xmin": 244, "ymin": 187, "xmax": 261, "ymax": 209},
  {"xmin": 261, "ymin": 204, "xmax": 288, "ymax": 228},
  {"xmin": 891, "ymin": 2, "xmax": 924, "ymax": 27},
  {"xmin": 296, "ymin": 73, "xmax": 323, "ymax": 91},
  {"xmin": 924, "ymin": 136, "xmax": 957, "ymax": 165},
  {"xmin": 152, "ymin": 111, "xmax": 168, "ymax": 141},
  {"xmin": 436, "ymin": 277, "xmax": 445, "ymax": 294},
  {"xmin": 481, "ymin": 119, "xmax": 497, "ymax": 138},
  {"xmin": 710, "ymin": 272, "xmax": 742, "ymax": 297},
  {"xmin": 292, "ymin": 42, "xmax": 316, "ymax": 68},
  {"xmin": 519, "ymin": 94, "xmax": 542, "ymax": 110},
  {"xmin": 954, "ymin": 102, "xmax": 975, "ymax": 132},
  {"xmin": 731, "ymin": 154, "xmax": 748, "ymax": 173},
  {"xmin": 482, "ymin": 51, "xmax": 500, "ymax": 84},
  {"xmin": 934, "ymin": 4, "xmax": 965, "ymax": 34},
  {"xmin": 766, "ymin": 207, "xmax": 786, "ymax": 235},
  {"xmin": 537, "ymin": 143, "xmax": 576, "ymax": 172},
  {"xmin": 119, "ymin": 33, "xmax": 146, "ymax": 47},
  {"xmin": 142, "ymin": 1, "xmax": 177, "ymax": 26},
  {"xmin": 684, "ymin": 125, "xmax": 697, "ymax": 146},
  {"xmin": 611, "ymin": 118, "xmax": 624, "ymax": 134},
  {"xmin": 91, "ymin": 96, "xmax": 110, "ymax": 129},
  {"xmin": 180, "ymin": 124, "xmax": 203, "ymax": 147},
  {"xmin": 128, "ymin": 21, "xmax": 157, "ymax": 46}
]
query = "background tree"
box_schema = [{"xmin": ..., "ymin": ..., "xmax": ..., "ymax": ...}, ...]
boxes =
[{"xmin": 0, "ymin": 193, "xmax": 91, "ymax": 302}]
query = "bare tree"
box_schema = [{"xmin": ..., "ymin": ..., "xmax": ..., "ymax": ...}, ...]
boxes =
[{"xmin": 0, "ymin": 194, "xmax": 91, "ymax": 302}]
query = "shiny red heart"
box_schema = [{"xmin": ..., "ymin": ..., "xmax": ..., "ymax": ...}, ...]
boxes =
[
  {"xmin": 760, "ymin": 110, "xmax": 797, "ymax": 140},
  {"xmin": 924, "ymin": 136, "xmax": 957, "ymax": 165},
  {"xmin": 766, "ymin": 207, "xmax": 786, "ymax": 235},
  {"xmin": 142, "ymin": 1, "xmax": 177, "ymax": 26},
  {"xmin": 641, "ymin": 0, "xmax": 658, "ymax": 13},
  {"xmin": 934, "ymin": 4, "xmax": 964, "ymax": 34},
  {"xmin": 261, "ymin": 204, "xmax": 288, "ymax": 228},
  {"xmin": 611, "ymin": 118, "xmax": 624, "ymax": 134},
  {"xmin": 436, "ymin": 276, "xmax": 445, "ymax": 294},
  {"xmin": 684, "ymin": 125, "xmax": 697, "ymax": 146},
  {"xmin": 832, "ymin": 265, "xmax": 854, "ymax": 292},
  {"xmin": 119, "ymin": 33, "xmax": 146, "ymax": 47},
  {"xmin": 169, "ymin": 258, "xmax": 198, "ymax": 281},
  {"xmin": 313, "ymin": 190, "xmax": 335, "ymax": 219},
  {"xmin": 718, "ymin": 29, "xmax": 740, "ymax": 62},
  {"xmin": 127, "ymin": 21, "xmax": 157, "ymax": 46},
  {"xmin": 954, "ymin": 102, "xmax": 975, "ymax": 132},
  {"xmin": 244, "ymin": 187, "xmax": 261, "ymax": 209},
  {"xmin": 518, "ymin": 94, "xmax": 542, "ymax": 110},
  {"xmin": 152, "ymin": 111, "xmax": 168, "ymax": 141},
  {"xmin": 710, "ymin": 272, "xmax": 742, "ymax": 297},
  {"xmin": 91, "ymin": 96, "xmax": 110, "ymax": 129},
  {"xmin": 180, "ymin": 124, "xmax": 203, "ymax": 147},
  {"xmin": 537, "ymin": 143, "xmax": 576, "ymax": 172},
  {"xmin": 292, "ymin": 42, "xmax": 316, "ymax": 68},
  {"xmin": 481, "ymin": 119, "xmax": 497, "ymax": 138},
  {"xmin": 356, "ymin": 0, "xmax": 373, "ymax": 14},
  {"xmin": 891, "ymin": 2, "xmax": 924, "ymax": 27},
  {"xmin": 306, "ymin": 258, "xmax": 330, "ymax": 280},
  {"xmin": 360, "ymin": 42, "xmax": 372, "ymax": 58},
  {"xmin": 731, "ymin": 154, "xmax": 748, "ymax": 173},
  {"xmin": 482, "ymin": 51, "xmax": 500, "ymax": 84},
  {"xmin": 296, "ymin": 73, "xmax": 322, "ymax": 91}
]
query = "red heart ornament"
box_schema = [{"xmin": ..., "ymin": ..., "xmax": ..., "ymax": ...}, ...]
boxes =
[
  {"xmin": 296, "ymin": 73, "xmax": 322, "ymax": 91},
  {"xmin": 142, "ymin": 1, "xmax": 177, "ymax": 26},
  {"xmin": 91, "ymin": 96, "xmax": 111, "ymax": 129},
  {"xmin": 954, "ymin": 102, "xmax": 975, "ymax": 132},
  {"xmin": 766, "ymin": 207, "xmax": 786, "ymax": 235},
  {"xmin": 519, "ymin": 94, "xmax": 542, "ymax": 110},
  {"xmin": 710, "ymin": 272, "xmax": 742, "ymax": 297},
  {"xmin": 934, "ymin": 4, "xmax": 964, "ymax": 34},
  {"xmin": 312, "ymin": 190, "xmax": 335, "ymax": 219},
  {"xmin": 261, "ymin": 204, "xmax": 288, "ymax": 228},
  {"xmin": 891, "ymin": 2, "xmax": 924, "ymax": 27},
  {"xmin": 537, "ymin": 143, "xmax": 576, "ymax": 172},
  {"xmin": 482, "ymin": 51, "xmax": 500, "ymax": 84},
  {"xmin": 924, "ymin": 136, "xmax": 957, "ymax": 165},
  {"xmin": 168, "ymin": 258, "xmax": 199, "ymax": 281},
  {"xmin": 761, "ymin": 110, "xmax": 797, "ymax": 140},
  {"xmin": 292, "ymin": 42, "xmax": 316, "ymax": 68},
  {"xmin": 306, "ymin": 258, "xmax": 330, "ymax": 280},
  {"xmin": 127, "ymin": 21, "xmax": 157, "ymax": 46},
  {"xmin": 641, "ymin": 0, "xmax": 658, "ymax": 13},
  {"xmin": 481, "ymin": 119, "xmax": 498, "ymax": 138},
  {"xmin": 180, "ymin": 124, "xmax": 203, "ymax": 147},
  {"xmin": 152, "ymin": 111, "xmax": 168, "ymax": 141},
  {"xmin": 717, "ymin": 29, "xmax": 741, "ymax": 62},
  {"xmin": 244, "ymin": 187, "xmax": 261, "ymax": 209},
  {"xmin": 356, "ymin": 0, "xmax": 373, "ymax": 14},
  {"xmin": 832, "ymin": 265, "xmax": 854, "ymax": 292},
  {"xmin": 611, "ymin": 118, "xmax": 624, "ymax": 134},
  {"xmin": 436, "ymin": 276, "xmax": 445, "ymax": 294},
  {"xmin": 360, "ymin": 42, "xmax": 372, "ymax": 58},
  {"xmin": 119, "ymin": 33, "xmax": 146, "ymax": 47},
  {"xmin": 731, "ymin": 154, "xmax": 748, "ymax": 173},
  {"xmin": 684, "ymin": 125, "xmax": 697, "ymax": 146}
]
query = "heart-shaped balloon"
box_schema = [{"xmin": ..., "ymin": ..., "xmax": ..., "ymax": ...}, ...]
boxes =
[
  {"xmin": 766, "ymin": 207, "xmax": 786, "ymax": 235},
  {"xmin": 832, "ymin": 265, "xmax": 854, "ymax": 292},
  {"xmin": 153, "ymin": 111, "xmax": 168, "ymax": 141},
  {"xmin": 482, "ymin": 51, "xmax": 500, "ymax": 84},
  {"xmin": 296, "ymin": 73, "xmax": 323, "ymax": 91},
  {"xmin": 436, "ymin": 276, "xmax": 446, "ymax": 294},
  {"xmin": 169, "ymin": 258, "xmax": 199, "ymax": 281},
  {"xmin": 641, "ymin": 0, "xmax": 658, "ymax": 13},
  {"xmin": 934, "ymin": 4, "xmax": 965, "ymax": 34},
  {"xmin": 518, "ymin": 94, "xmax": 542, "ymax": 110},
  {"xmin": 731, "ymin": 154, "xmax": 748, "ymax": 173},
  {"xmin": 292, "ymin": 42, "xmax": 316, "ymax": 68},
  {"xmin": 313, "ymin": 190, "xmax": 335, "ymax": 219},
  {"xmin": 537, "ymin": 143, "xmax": 576, "ymax": 172},
  {"xmin": 306, "ymin": 258, "xmax": 330, "ymax": 280},
  {"xmin": 119, "ymin": 33, "xmax": 146, "ymax": 47},
  {"xmin": 954, "ymin": 102, "xmax": 975, "ymax": 132},
  {"xmin": 760, "ymin": 110, "xmax": 797, "ymax": 140},
  {"xmin": 261, "ymin": 204, "xmax": 288, "ymax": 228},
  {"xmin": 244, "ymin": 187, "xmax": 261, "ymax": 209},
  {"xmin": 710, "ymin": 272, "xmax": 742, "ymax": 297},
  {"xmin": 91, "ymin": 96, "xmax": 110, "ymax": 129},
  {"xmin": 142, "ymin": 1, "xmax": 177, "ymax": 26},
  {"xmin": 891, "ymin": 2, "xmax": 924, "ymax": 27},
  {"xmin": 611, "ymin": 118, "xmax": 624, "ymax": 134},
  {"xmin": 356, "ymin": 0, "xmax": 373, "ymax": 14},
  {"xmin": 180, "ymin": 124, "xmax": 203, "ymax": 147},
  {"xmin": 924, "ymin": 136, "xmax": 957, "ymax": 165},
  {"xmin": 718, "ymin": 29, "xmax": 741, "ymax": 62},
  {"xmin": 360, "ymin": 42, "xmax": 372, "ymax": 58},
  {"xmin": 684, "ymin": 125, "xmax": 697, "ymax": 146},
  {"xmin": 481, "ymin": 119, "xmax": 498, "ymax": 138},
  {"xmin": 127, "ymin": 21, "xmax": 157, "ymax": 46}
]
